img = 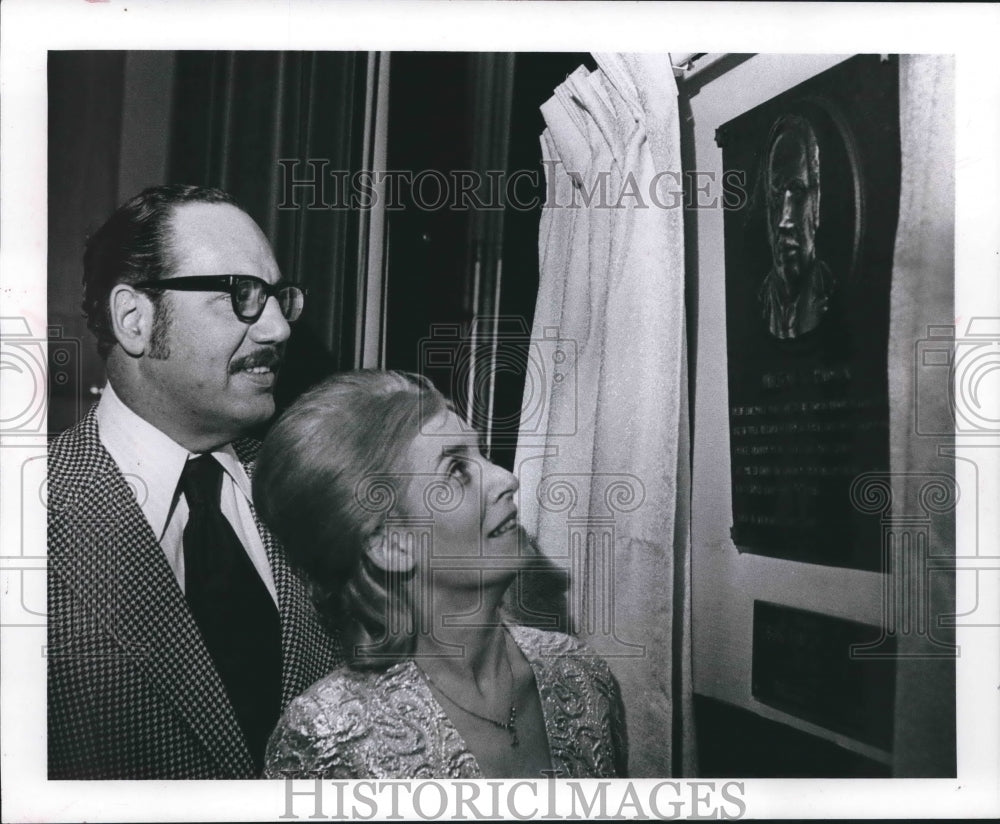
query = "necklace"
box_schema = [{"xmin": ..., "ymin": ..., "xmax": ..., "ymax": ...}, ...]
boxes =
[{"xmin": 420, "ymin": 632, "xmax": 520, "ymax": 748}]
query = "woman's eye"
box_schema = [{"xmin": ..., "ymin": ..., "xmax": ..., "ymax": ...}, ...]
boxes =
[{"xmin": 446, "ymin": 458, "xmax": 471, "ymax": 483}]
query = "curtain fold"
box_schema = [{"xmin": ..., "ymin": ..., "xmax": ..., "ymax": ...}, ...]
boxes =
[
  {"xmin": 515, "ymin": 53, "xmax": 691, "ymax": 777},
  {"xmin": 889, "ymin": 54, "xmax": 956, "ymax": 777}
]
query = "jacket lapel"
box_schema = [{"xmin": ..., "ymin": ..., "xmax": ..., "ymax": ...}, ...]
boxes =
[
  {"xmin": 234, "ymin": 438, "xmax": 309, "ymax": 705},
  {"xmin": 59, "ymin": 410, "xmax": 254, "ymax": 776},
  {"xmin": 234, "ymin": 438, "xmax": 346, "ymax": 705}
]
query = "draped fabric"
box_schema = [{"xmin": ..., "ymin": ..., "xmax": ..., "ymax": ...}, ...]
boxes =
[
  {"xmin": 888, "ymin": 55, "xmax": 956, "ymax": 777},
  {"xmin": 514, "ymin": 53, "xmax": 691, "ymax": 776}
]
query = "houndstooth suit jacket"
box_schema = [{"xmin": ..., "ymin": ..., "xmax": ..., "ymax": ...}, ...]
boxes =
[{"xmin": 47, "ymin": 405, "xmax": 343, "ymax": 779}]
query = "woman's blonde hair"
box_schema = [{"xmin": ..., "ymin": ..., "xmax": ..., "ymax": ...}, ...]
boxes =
[{"xmin": 253, "ymin": 370, "xmax": 447, "ymax": 669}]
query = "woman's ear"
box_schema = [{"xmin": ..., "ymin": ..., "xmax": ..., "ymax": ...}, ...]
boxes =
[{"xmin": 365, "ymin": 528, "xmax": 416, "ymax": 574}]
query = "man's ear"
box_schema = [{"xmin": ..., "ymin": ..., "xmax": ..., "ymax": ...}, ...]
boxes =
[
  {"xmin": 365, "ymin": 528, "xmax": 416, "ymax": 574},
  {"xmin": 109, "ymin": 283, "xmax": 154, "ymax": 357}
]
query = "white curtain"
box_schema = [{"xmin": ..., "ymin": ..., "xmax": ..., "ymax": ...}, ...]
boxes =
[
  {"xmin": 514, "ymin": 53, "xmax": 691, "ymax": 777},
  {"xmin": 888, "ymin": 54, "xmax": 956, "ymax": 777}
]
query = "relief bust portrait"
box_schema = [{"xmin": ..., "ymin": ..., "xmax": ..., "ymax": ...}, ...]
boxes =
[{"xmin": 758, "ymin": 114, "xmax": 835, "ymax": 340}]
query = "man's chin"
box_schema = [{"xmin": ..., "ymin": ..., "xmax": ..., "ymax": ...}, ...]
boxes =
[{"xmin": 230, "ymin": 390, "xmax": 276, "ymax": 426}]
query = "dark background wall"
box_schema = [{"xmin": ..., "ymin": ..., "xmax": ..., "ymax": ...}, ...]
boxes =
[
  {"xmin": 47, "ymin": 50, "xmax": 593, "ymax": 454},
  {"xmin": 48, "ymin": 51, "xmax": 128, "ymax": 434},
  {"xmin": 384, "ymin": 51, "xmax": 593, "ymax": 469},
  {"xmin": 48, "ymin": 52, "xmax": 178, "ymax": 434}
]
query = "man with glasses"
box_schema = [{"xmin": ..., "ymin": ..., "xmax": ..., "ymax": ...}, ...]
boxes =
[{"xmin": 47, "ymin": 184, "xmax": 342, "ymax": 778}]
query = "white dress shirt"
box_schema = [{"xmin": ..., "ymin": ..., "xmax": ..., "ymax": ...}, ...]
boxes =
[{"xmin": 95, "ymin": 382, "xmax": 278, "ymax": 606}]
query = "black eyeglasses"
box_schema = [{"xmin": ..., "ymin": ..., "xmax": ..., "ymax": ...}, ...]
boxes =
[{"xmin": 133, "ymin": 275, "xmax": 305, "ymax": 324}]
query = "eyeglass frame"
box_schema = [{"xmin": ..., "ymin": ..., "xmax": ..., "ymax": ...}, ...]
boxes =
[{"xmin": 131, "ymin": 274, "xmax": 306, "ymax": 324}]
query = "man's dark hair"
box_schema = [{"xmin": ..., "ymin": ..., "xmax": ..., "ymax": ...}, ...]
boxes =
[{"xmin": 82, "ymin": 184, "xmax": 237, "ymax": 359}]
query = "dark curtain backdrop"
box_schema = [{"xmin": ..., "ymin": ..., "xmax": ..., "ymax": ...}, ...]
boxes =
[
  {"xmin": 168, "ymin": 51, "xmax": 371, "ymax": 412},
  {"xmin": 48, "ymin": 52, "xmax": 127, "ymax": 434},
  {"xmin": 384, "ymin": 52, "xmax": 593, "ymax": 471}
]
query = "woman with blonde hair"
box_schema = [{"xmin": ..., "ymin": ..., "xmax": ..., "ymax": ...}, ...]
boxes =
[{"xmin": 254, "ymin": 370, "xmax": 626, "ymax": 779}]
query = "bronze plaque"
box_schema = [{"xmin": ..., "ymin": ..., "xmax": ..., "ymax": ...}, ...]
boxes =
[
  {"xmin": 752, "ymin": 600, "xmax": 895, "ymax": 750},
  {"xmin": 718, "ymin": 55, "xmax": 900, "ymax": 570}
]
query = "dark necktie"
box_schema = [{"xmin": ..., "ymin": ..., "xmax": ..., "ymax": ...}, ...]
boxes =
[{"xmin": 180, "ymin": 454, "xmax": 282, "ymax": 773}]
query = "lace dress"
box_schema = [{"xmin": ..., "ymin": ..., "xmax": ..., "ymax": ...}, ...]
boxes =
[{"xmin": 264, "ymin": 625, "xmax": 628, "ymax": 778}]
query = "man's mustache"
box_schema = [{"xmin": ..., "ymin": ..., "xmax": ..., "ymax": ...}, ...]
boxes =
[{"xmin": 230, "ymin": 348, "xmax": 284, "ymax": 374}]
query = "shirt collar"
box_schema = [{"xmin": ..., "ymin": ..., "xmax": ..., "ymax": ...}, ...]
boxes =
[{"xmin": 96, "ymin": 382, "xmax": 252, "ymax": 540}]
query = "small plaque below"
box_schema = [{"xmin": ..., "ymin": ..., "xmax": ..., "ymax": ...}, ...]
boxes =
[{"xmin": 752, "ymin": 600, "xmax": 895, "ymax": 750}]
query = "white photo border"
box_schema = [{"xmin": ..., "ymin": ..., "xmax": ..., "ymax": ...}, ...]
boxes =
[{"xmin": 1, "ymin": 0, "xmax": 997, "ymax": 820}]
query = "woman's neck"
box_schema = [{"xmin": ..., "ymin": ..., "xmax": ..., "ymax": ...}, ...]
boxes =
[{"xmin": 414, "ymin": 576, "xmax": 511, "ymax": 688}]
